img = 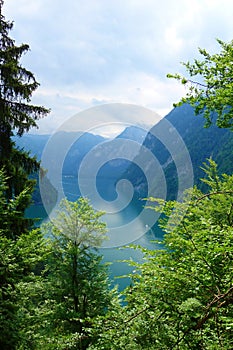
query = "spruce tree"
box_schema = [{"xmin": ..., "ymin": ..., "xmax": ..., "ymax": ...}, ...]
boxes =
[{"xmin": 0, "ymin": 1, "xmax": 49, "ymax": 236}]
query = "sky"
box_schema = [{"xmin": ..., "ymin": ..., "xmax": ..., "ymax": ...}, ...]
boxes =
[{"xmin": 3, "ymin": 0, "xmax": 233, "ymax": 135}]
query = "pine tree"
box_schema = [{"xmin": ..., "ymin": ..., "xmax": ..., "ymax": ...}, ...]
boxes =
[
  {"xmin": 0, "ymin": 169, "xmax": 47, "ymax": 350},
  {"xmin": 0, "ymin": 1, "xmax": 49, "ymax": 236}
]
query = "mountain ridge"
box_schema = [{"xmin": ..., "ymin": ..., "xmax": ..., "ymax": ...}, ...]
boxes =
[{"xmin": 122, "ymin": 104, "xmax": 233, "ymax": 201}]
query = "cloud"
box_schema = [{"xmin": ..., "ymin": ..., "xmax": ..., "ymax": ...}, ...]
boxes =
[
  {"xmin": 3, "ymin": 0, "xmax": 233, "ymax": 133},
  {"xmin": 29, "ymin": 70, "xmax": 186, "ymax": 134}
]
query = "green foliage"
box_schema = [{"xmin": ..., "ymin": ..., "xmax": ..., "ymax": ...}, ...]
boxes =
[
  {"xmin": 0, "ymin": 1, "xmax": 49, "ymax": 234},
  {"xmin": 0, "ymin": 4, "xmax": 115, "ymax": 349},
  {"xmin": 1, "ymin": 5, "xmax": 233, "ymax": 348},
  {"xmin": 0, "ymin": 3, "xmax": 49, "ymax": 135},
  {"xmin": 22, "ymin": 198, "xmax": 115, "ymax": 350},
  {"xmin": 0, "ymin": 195, "xmax": 115, "ymax": 350},
  {"xmin": 44, "ymin": 197, "xmax": 108, "ymax": 248},
  {"xmin": 167, "ymin": 39, "xmax": 233, "ymax": 129},
  {"xmin": 90, "ymin": 160, "xmax": 233, "ymax": 349},
  {"xmin": 0, "ymin": 171, "xmax": 47, "ymax": 349},
  {"xmin": 0, "ymin": 168, "xmax": 33, "ymax": 238}
]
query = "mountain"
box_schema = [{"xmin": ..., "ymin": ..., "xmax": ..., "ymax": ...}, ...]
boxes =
[
  {"xmin": 14, "ymin": 109, "xmax": 233, "ymax": 208},
  {"xmin": 13, "ymin": 127, "xmax": 147, "ymax": 174},
  {"xmin": 92, "ymin": 126, "xmax": 148, "ymax": 181},
  {"xmin": 13, "ymin": 132, "xmax": 106, "ymax": 207},
  {"xmin": 13, "ymin": 132, "xmax": 105, "ymax": 163},
  {"xmin": 13, "ymin": 134, "xmax": 50, "ymax": 159},
  {"xmin": 122, "ymin": 104, "xmax": 233, "ymax": 201},
  {"xmin": 61, "ymin": 132, "xmax": 106, "ymax": 175},
  {"xmin": 13, "ymin": 128, "xmax": 146, "ymax": 206},
  {"xmin": 116, "ymin": 125, "xmax": 148, "ymax": 142}
]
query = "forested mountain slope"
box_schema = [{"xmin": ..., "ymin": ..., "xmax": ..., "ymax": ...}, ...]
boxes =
[{"xmin": 123, "ymin": 104, "xmax": 233, "ymax": 200}]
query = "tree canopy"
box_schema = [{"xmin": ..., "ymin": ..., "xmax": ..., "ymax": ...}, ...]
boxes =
[
  {"xmin": 89, "ymin": 160, "xmax": 233, "ymax": 349},
  {"xmin": 0, "ymin": 1, "xmax": 49, "ymax": 235},
  {"xmin": 167, "ymin": 39, "xmax": 233, "ymax": 129},
  {"xmin": 0, "ymin": 169, "xmax": 47, "ymax": 349},
  {"xmin": 1, "ymin": 3, "xmax": 233, "ymax": 349},
  {"xmin": 22, "ymin": 198, "xmax": 114, "ymax": 350}
]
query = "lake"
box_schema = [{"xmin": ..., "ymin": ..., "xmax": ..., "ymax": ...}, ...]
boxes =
[{"xmin": 27, "ymin": 175, "xmax": 164, "ymax": 290}]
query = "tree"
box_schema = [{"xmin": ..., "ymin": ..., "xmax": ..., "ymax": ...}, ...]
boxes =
[
  {"xmin": 167, "ymin": 39, "xmax": 233, "ymax": 129},
  {"xmin": 0, "ymin": 1, "xmax": 49, "ymax": 235},
  {"xmin": 45, "ymin": 198, "xmax": 108, "ymax": 248},
  {"xmin": 0, "ymin": 168, "xmax": 31, "ymax": 239},
  {"xmin": 89, "ymin": 160, "xmax": 233, "ymax": 349},
  {"xmin": 31, "ymin": 198, "xmax": 114, "ymax": 350},
  {"xmin": 0, "ymin": 169, "xmax": 47, "ymax": 350}
]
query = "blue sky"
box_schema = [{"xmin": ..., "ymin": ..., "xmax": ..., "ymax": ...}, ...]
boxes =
[{"xmin": 4, "ymin": 0, "xmax": 233, "ymax": 134}]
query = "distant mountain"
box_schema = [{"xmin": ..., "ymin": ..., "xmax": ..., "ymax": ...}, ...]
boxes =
[
  {"xmin": 13, "ymin": 128, "xmax": 147, "ymax": 205},
  {"xmin": 122, "ymin": 104, "xmax": 233, "ymax": 201},
  {"xmin": 13, "ymin": 131, "xmax": 105, "ymax": 163},
  {"xmin": 116, "ymin": 125, "xmax": 148, "ymax": 142},
  {"xmin": 61, "ymin": 132, "xmax": 106, "ymax": 175},
  {"xmin": 13, "ymin": 132, "xmax": 106, "ymax": 206},
  {"xmin": 14, "ymin": 109, "xmax": 232, "ymax": 208},
  {"xmin": 13, "ymin": 127, "xmax": 147, "ymax": 171},
  {"xmin": 93, "ymin": 126, "xmax": 148, "ymax": 180},
  {"xmin": 13, "ymin": 134, "xmax": 50, "ymax": 159}
]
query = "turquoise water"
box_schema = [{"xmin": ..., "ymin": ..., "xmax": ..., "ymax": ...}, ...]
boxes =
[{"xmin": 27, "ymin": 176, "xmax": 164, "ymax": 290}]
